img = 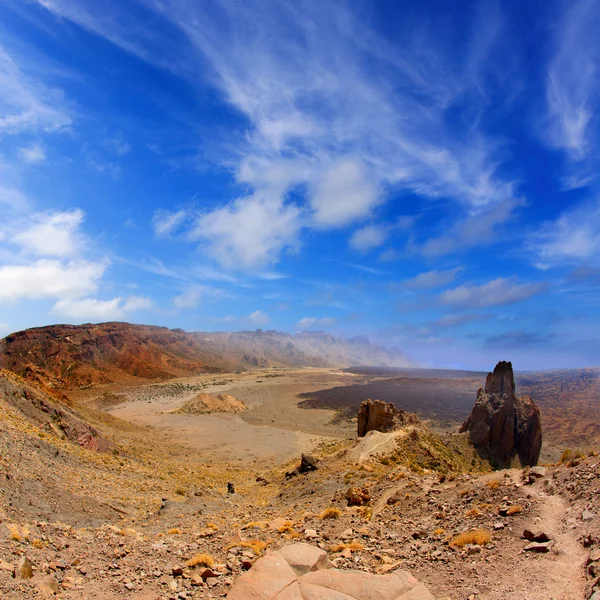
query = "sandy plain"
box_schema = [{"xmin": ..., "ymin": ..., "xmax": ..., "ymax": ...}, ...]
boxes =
[{"xmin": 104, "ymin": 368, "xmax": 358, "ymax": 463}]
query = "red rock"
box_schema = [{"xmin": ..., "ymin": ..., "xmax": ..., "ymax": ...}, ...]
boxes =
[{"xmin": 357, "ymin": 399, "xmax": 420, "ymax": 438}]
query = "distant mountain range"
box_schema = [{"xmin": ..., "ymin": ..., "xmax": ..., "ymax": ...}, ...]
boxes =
[{"xmin": 0, "ymin": 322, "xmax": 411, "ymax": 389}]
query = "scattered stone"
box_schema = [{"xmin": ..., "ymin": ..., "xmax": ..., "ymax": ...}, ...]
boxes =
[
  {"xmin": 17, "ymin": 555, "xmax": 33, "ymax": 579},
  {"xmin": 304, "ymin": 529, "xmax": 319, "ymax": 539},
  {"xmin": 35, "ymin": 575, "xmax": 59, "ymax": 598},
  {"xmin": 523, "ymin": 530, "xmax": 551, "ymax": 543},
  {"xmin": 345, "ymin": 486, "xmax": 371, "ymax": 506},
  {"xmin": 523, "ymin": 542, "xmax": 552, "ymax": 553},
  {"xmin": 277, "ymin": 543, "xmax": 332, "ymax": 576},
  {"xmin": 227, "ymin": 482, "xmax": 236, "ymax": 494},
  {"xmin": 582, "ymin": 510, "xmax": 596, "ymax": 522},
  {"xmin": 172, "ymin": 566, "xmax": 184, "ymax": 577},
  {"xmin": 299, "ymin": 454, "xmax": 319, "ymax": 473},
  {"xmin": 493, "ymin": 523, "xmax": 505, "ymax": 530}
]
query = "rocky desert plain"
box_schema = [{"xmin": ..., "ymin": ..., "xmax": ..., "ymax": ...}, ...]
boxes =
[{"xmin": 0, "ymin": 322, "xmax": 598, "ymax": 600}]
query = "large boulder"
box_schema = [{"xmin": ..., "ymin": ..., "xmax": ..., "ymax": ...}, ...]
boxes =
[
  {"xmin": 460, "ymin": 361, "xmax": 542, "ymax": 467},
  {"xmin": 357, "ymin": 399, "xmax": 420, "ymax": 438},
  {"xmin": 226, "ymin": 543, "xmax": 434, "ymax": 599}
]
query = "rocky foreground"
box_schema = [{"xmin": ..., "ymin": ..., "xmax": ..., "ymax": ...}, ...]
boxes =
[{"xmin": 0, "ymin": 365, "xmax": 598, "ymax": 599}]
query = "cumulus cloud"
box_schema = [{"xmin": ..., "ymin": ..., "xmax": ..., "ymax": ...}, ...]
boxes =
[
  {"xmin": 440, "ymin": 278, "xmax": 545, "ymax": 308},
  {"xmin": 349, "ymin": 224, "xmax": 389, "ymax": 252},
  {"xmin": 173, "ymin": 285, "xmax": 230, "ymax": 309},
  {"xmin": 296, "ymin": 317, "xmax": 335, "ymax": 330},
  {"xmin": 52, "ymin": 295, "xmax": 152, "ymax": 320},
  {"xmin": 189, "ymin": 192, "xmax": 301, "ymax": 269},
  {"xmin": 246, "ymin": 310, "xmax": 270, "ymax": 326},
  {"xmin": 0, "ymin": 259, "xmax": 105, "ymax": 302},
  {"xmin": 12, "ymin": 209, "xmax": 85, "ymax": 257},
  {"xmin": 311, "ymin": 160, "xmax": 381, "ymax": 229},
  {"xmin": 18, "ymin": 142, "xmax": 47, "ymax": 164},
  {"xmin": 404, "ymin": 267, "xmax": 462, "ymax": 289}
]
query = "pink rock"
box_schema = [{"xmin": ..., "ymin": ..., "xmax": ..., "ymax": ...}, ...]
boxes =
[
  {"xmin": 227, "ymin": 553, "xmax": 298, "ymax": 600},
  {"xmin": 300, "ymin": 569, "xmax": 417, "ymax": 600},
  {"xmin": 277, "ymin": 543, "xmax": 332, "ymax": 576}
]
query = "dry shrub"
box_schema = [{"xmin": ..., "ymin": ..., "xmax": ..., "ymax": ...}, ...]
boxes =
[
  {"xmin": 433, "ymin": 527, "xmax": 445, "ymax": 535},
  {"xmin": 226, "ymin": 539, "xmax": 271, "ymax": 555},
  {"xmin": 7, "ymin": 525, "xmax": 21, "ymax": 542},
  {"xmin": 242, "ymin": 521, "xmax": 267, "ymax": 530},
  {"xmin": 459, "ymin": 488, "xmax": 474, "ymax": 498},
  {"xmin": 330, "ymin": 541, "xmax": 364, "ymax": 553},
  {"xmin": 465, "ymin": 508, "xmax": 481, "ymax": 518},
  {"xmin": 507, "ymin": 505, "xmax": 522, "ymax": 515},
  {"xmin": 168, "ymin": 527, "xmax": 181, "ymax": 535},
  {"xmin": 175, "ymin": 487, "xmax": 187, "ymax": 496},
  {"xmin": 277, "ymin": 521, "xmax": 300, "ymax": 538},
  {"xmin": 186, "ymin": 553, "xmax": 214, "ymax": 568},
  {"xmin": 320, "ymin": 507, "xmax": 341, "ymax": 520},
  {"xmin": 31, "ymin": 539, "xmax": 44, "ymax": 549},
  {"xmin": 485, "ymin": 479, "xmax": 501, "ymax": 490},
  {"xmin": 450, "ymin": 529, "xmax": 491, "ymax": 547}
]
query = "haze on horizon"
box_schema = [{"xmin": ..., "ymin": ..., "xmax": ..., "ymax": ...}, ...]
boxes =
[{"xmin": 0, "ymin": 0, "xmax": 599, "ymax": 371}]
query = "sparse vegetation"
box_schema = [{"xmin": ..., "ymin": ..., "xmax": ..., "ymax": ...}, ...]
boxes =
[
  {"xmin": 186, "ymin": 553, "xmax": 214, "ymax": 568},
  {"xmin": 506, "ymin": 504, "xmax": 522, "ymax": 515},
  {"xmin": 450, "ymin": 529, "xmax": 492, "ymax": 547},
  {"xmin": 320, "ymin": 507, "xmax": 342, "ymax": 519},
  {"xmin": 330, "ymin": 541, "xmax": 364, "ymax": 553},
  {"xmin": 485, "ymin": 479, "xmax": 501, "ymax": 490}
]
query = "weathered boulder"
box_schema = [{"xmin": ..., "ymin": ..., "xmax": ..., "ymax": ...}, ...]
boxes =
[
  {"xmin": 460, "ymin": 361, "xmax": 542, "ymax": 467},
  {"xmin": 226, "ymin": 543, "xmax": 434, "ymax": 599},
  {"xmin": 357, "ymin": 399, "xmax": 420, "ymax": 438},
  {"xmin": 299, "ymin": 454, "xmax": 319, "ymax": 473}
]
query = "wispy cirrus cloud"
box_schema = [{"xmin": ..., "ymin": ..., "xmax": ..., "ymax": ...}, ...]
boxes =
[
  {"xmin": 404, "ymin": 267, "xmax": 463, "ymax": 289},
  {"xmin": 545, "ymin": 0, "xmax": 600, "ymax": 187},
  {"xmin": 34, "ymin": 0, "xmax": 522, "ymax": 269},
  {"xmin": 0, "ymin": 45, "xmax": 71, "ymax": 134},
  {"xmin": 441, "ymin": 278, "xmax": 546, "ymax": 309}
]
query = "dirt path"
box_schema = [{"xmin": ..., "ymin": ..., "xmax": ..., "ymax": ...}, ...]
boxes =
[{"xmin": 495, "ymin": 482, "xmax": 587, "ymax": 600}]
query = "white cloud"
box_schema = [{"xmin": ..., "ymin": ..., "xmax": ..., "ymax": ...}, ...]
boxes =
[
  {"xmin": 405, "ymin": 267, "xmax": 462, "ymax": 289},
  {"xmin": 297, "ymin": 317, "xmax": 336, "ymax": 330},
  {"xmin": 189, "ymin": 192, "xmax": 301, "ymax": 269},
  {"xmin": 36, "ymin": 0, "xmax": 521, "ymax": 267},
  {"xmin": 247, "ymin": 310, "xmax": 270, "ymax": 326},
  {"xmin": 0, "ymin": 186, "xmax": 29, "ymax": 211},
  {"xmin": 52, "ymin": 295, "xmax": 152, "ymax": 320},
  {"xmin": 545, "ymin": 0, "xmax": 600, "ymax": 163},
  {"xmin": 311, "ymin": 160, "xmax": 381, "ymax": 229},
  {"xmin": 0, "ymin": 45, "xmax": 71, "ymax": 134},
  {"xmin": 349, "ymin": 224, "xmax": 389, "ymax": 252},
  {"xmin": 531, "ymin": 199, "xmax": 600, "ymax": 266},
  {"xmin": 12, "ymin": 209, "xmax": 85, "ymax": 257},
  {"xmin": 421, "ymin": 198, "xmax": 525, "ymax": 257},
  {"xmin": 18, "ymin": 142, "xmax": 47, "ymax": 164},
  {"xmin": 173, "ymin": 285, "xmax": 230, "ymax": 309},
  {"xmin": 152, "ymin": 208, "xmax": 190, "ymax": 238},
  {"xmin": 0, "ymin": 259, "xmax": 105, "ymax": 302},
  {"xmin": 440, "ymin": 278, "xmax": 545, "ymax": 308}
]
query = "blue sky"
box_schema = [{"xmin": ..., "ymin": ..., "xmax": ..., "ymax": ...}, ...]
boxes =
[{"xmin": 0, "ymin": 0, "xmax": 599, "ymax": 370}]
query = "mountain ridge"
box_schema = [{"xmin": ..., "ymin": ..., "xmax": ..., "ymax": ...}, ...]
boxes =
[{"xmin": 0, "ymin": 321, "xmax": 411, "ymax": 390}]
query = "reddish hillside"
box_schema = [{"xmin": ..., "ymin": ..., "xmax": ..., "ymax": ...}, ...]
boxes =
[{"xmin": 0, "ymin": 323, "xmax": 229, "ymax": 389}]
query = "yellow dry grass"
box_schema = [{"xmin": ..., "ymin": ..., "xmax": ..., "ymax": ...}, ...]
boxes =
[
  {"xmin": 167, "ymin": 527, "xmax": 181, "ymax": 535},
  {"xmin": 485, "ymin": 479, "xmax": 501, "ymax": 490},
  {"xmin": 320, "ymin": 507, "xmax": 342, "ymax": 520},
  {"xmin": 450, "ymin": 529, "xmax": 491, "ymax": 547},
  {"xmin": 507, "ymin": 505, "xmax": 522, "ymax": 515},
  {"xmin": 465, "ymin": 508, "xmax": 481, "ymax": 518},
  {"xmin": 330, "ymin": 541, "xmax": 364, "ymax": 553},
  {"xmin": 226, "ymin": 539, "xmax": 272, "ymax": 555},
  {"xmin": 186, "ymin": 553, "xmax": 214, "ymax": 568}
]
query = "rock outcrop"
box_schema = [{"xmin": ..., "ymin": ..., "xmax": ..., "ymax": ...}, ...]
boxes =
[
  {"xmin": 357, "ymin": 398, "xmax": 420, "ymax": 438},
  {"xmin": 226, "ymin": 542, "xmax": 434, "ymax": 599},
  {"xmin": 460, "ymin": 361, "xmax": 542, "ymax": 467}
]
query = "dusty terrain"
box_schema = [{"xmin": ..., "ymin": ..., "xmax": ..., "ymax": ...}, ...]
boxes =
[{"xmin": 1, "ymin": 358, "xmax": 599, "ymax": 599}]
